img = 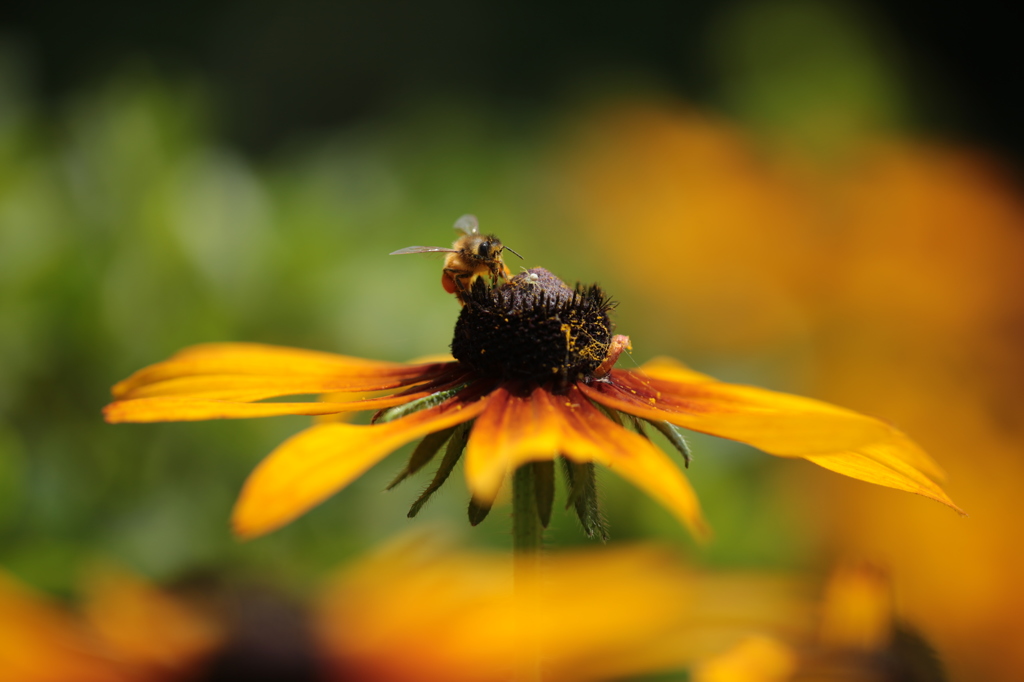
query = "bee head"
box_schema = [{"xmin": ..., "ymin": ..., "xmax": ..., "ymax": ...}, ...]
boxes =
[{"xmin": 475, "ymin": 238, "xmax": 502, "ymax": 261}]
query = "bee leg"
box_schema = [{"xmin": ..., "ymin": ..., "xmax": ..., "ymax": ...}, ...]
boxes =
[{"xmin": 444, "ymin": 268, "xmax": 475, "ymax": 305}]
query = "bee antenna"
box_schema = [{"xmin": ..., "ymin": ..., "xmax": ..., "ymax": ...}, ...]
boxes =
[{"xmin": 504, "ymin": 246, "xmax": 524, "ymax": 260}]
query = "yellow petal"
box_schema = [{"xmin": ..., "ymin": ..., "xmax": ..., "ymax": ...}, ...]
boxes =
[
  {"xmin": 594, "ymin": 369, "xmax": 904, "ymax": 457},
  {"xmin": 105, "ymin": 392, "xmax": 432, "ymax": 423},
  {"xmin": 581, "ymin": 370, "xmax": 962, "ymax": 513},
  {"xmin": 232, "ymin": 392, "xmax": 491, "ymax": 538},
  {"xmin": 118, "ymin": 373, "xmax": 448, "ymax": 402},
  {"xmin": 112, "ymin": 342, "xmax": 452, "ymax": 400},
  {"xmin": 464, "ymin": 386, "xmax": 709, "ymax": 539},
  {"xmin": 804, "ymin": 436, "xmax": 964, "ymax": 514}
]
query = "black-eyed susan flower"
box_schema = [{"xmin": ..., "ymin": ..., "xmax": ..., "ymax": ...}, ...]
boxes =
[{"xmin": 104, "ymin": 267, "xmax": 962, "ymax": 540}]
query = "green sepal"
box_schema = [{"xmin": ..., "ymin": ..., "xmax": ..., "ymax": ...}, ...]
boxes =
[
  {"xmin": 559, "ymin": 457, "xmax": 608, "ymax": 542},
  {"xmin": 532, "ymin": 460, "xmax": 555, "ymax": 529},
  {"xmin": 373, "ymin": 383, "xmax": 468, "ymax": 424},
  {"xmin": 628, "ymin": 414, "xmax": 649, "ymax": 439},
  {"xmin": 593, "ymin": 401, "xmax": 624, "ymax": 426},
  {"xmin": 386, "ymin": 426, "xmax": 457, "ymax": 490},
  {"xmin": 407, "ymin": 421, "xmax": 471, "ymax": 517},
  {"xmin": 645, "ymin": 419, "xmax": 692, "ymax": 467}
]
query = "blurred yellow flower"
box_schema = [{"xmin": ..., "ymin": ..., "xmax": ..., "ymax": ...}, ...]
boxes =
[
  {"xmin": 316, "ymin": 534, "xmax": 822, "ymax": 682},
  {"xmin": 0, "ymin": 538, "xmax": 816, "ymax": 682},
  {"xmin": 315, "ymin": 537, "xmax": 705, "ymax": 681},
  {"xmin": 0, "ymin": 567, "xmax": 221, "ymax": 682},
  {"xmin": 695, "ymin": 563, "xmax": 945, "ymax": 682},
  {"xmin": 105, "ymin": 265, "xmax": 959, "ymax": 540}
]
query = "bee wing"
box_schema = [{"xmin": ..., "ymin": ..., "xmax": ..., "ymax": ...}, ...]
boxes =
[
  {"xmin": 390, "ymin": 246, "xmax": 458, "ymax": 255},
  {"xmin": 453, "ymin": 214, "xmax": 480, "ymax": 236}
]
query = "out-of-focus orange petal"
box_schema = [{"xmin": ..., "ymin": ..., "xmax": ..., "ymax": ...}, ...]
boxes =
[
  {"xmin": 232, "ymin": 393, "xmax": 491, "ymax": 538},
  {"xmin": 317, "ymin": 534, "xmax": 817, "ymax": 681},
  {"xmin": 581, "ymin": 369, "xmax": 961, "ymax": 514},
  {"xmin": 105, "ymin": 392, "xmax": 432, "ymax": 423},
  {"xmin": 817, "ymin": 563, "xmax": 893, "ymax": 652},
  {"xmin": 464, "ymin": 386, "xmax": 709, "ymax": 539},
  {"xmin": 693, "ymin": 635, "xmax": 798, "ymax": 682},
  {"xmin": 0, "ymin": 571, "xmax": 123, "ymax": 682},
  {"xmin": 111, "ymin": 342, "xmax": 452, "ymax": 400},
  {"xmin": 316, "ymin": 536, "xmax": 707, "ymax": 682},
  {"xmin": 82, "ymin": 566, "xmax": 222, "ymax": 678}
]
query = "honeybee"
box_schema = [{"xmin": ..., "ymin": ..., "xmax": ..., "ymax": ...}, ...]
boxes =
[{"xmin": 391, "ymin": 214, "xmax": 522, "ymax": 302}]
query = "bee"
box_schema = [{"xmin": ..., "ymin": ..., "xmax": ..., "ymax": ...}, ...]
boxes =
[{"xmin": 391, "ymin": 214, "xmax": 522, "ymax": 302}]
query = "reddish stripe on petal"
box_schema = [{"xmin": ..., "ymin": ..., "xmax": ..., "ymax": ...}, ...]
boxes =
[
  {"xmin": 462, "ymin": 388, "xmax": 513, "ymax": 504},
  {"xmin": 103, "ymin": 392, "xmax": 431, "ymax": 423},
  {"xmin": 585, "ymin": 371, "xmax": 932, "ymax": 468},
  {"xmin": 383, "ymin": 369, "xmax": 474, "ymax": 402},
  {"xmin": 464, "ymin": 387, "xmax": 567, "ymax": 504},
  {"xmin": 232, "ymin": 389, "xmax": 492, "ymax": 538},
  {"xmin": 463, "ymin": 385, "xmax": 709, "ymax": 539},
  {"xmin": 558, "ymin": 387, "xmax": 710, "ymax": 540},
  {"xmin": 112, "ymin": 342, "xmax": 452, "ymax": 399},
  {"xmin": 582, "ymin": 370, "xmax": 960, "ymax": 514},
  {"xmin": 113, "ymin": 373, "xmax": 448, "ymax": 402},
  {"xmin": 111, "ymin": 364, "xmax": 468, "ymax": 405},
  {"xmin": 612, "ymin": 369, "xmax": 948, "ymax": 483}
]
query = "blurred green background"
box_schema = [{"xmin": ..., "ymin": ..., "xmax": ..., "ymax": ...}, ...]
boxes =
[{"xmin": 2, "ymin": 2, "xmax": 1023, "ymax": 679}]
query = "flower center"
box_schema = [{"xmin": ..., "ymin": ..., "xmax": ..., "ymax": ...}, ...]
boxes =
[{"xmin": 451, "ymin": 268, "xmax": 614, "ymax": 389}]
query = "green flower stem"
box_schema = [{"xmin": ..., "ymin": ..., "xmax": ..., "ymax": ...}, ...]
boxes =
[
  {"xmin": 512, "ymin": 463, "xmax": 543, "ymax": 682},
  {"xmin": 512, "ymin": 463, "xmax": 544, "ymax": 556}
]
